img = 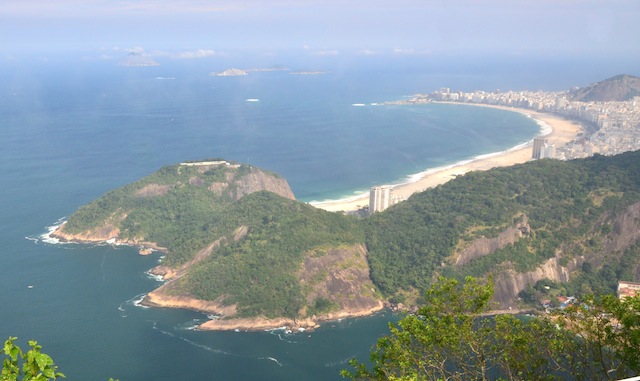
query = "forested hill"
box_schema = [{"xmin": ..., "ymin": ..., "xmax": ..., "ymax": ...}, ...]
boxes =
[
  {"xmin": 54, "ymin": 160, "xmax": 381, "ymax": 324},
  {"xmin": 367, "ymin": 150, "xmax": 640, "ymax": 307},
  {"xmin": 55, "ymin": 151, "xmax": 640, "ymax": 321}
]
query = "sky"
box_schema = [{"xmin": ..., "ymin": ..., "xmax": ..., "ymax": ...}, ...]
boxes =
[{"xmin": 1, "ymin": 0, "xmax": 639, "ymax": 61}]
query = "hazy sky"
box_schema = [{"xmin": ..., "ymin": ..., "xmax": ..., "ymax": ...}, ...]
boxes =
[{"xmin": 2, "ymin": 0, "xmax": 639, "ymax": 59}]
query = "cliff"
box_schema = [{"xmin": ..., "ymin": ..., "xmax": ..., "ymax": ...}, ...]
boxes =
[
  {"xmin": 453, "ymin": 215, "xmax": 530, "ymax": 267},
  {"xmin": 492, "ymin": 201, "xmax": 640, "ymax": 308}
]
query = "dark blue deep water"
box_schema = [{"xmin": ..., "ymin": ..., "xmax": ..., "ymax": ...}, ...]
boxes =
[{"xmin": 0, "ymin": 55, "xmax": 623, "ymax": 380}]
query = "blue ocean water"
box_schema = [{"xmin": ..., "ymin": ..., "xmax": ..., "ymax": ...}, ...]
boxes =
[{"xmin": 0, "ymin": 55, "xmax": 621, "ymax": 380}]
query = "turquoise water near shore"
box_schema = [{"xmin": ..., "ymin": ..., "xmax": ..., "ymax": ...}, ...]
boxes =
[{"xmin": 0, "ymin": 57, "xmax": 559, "ymax": 380}]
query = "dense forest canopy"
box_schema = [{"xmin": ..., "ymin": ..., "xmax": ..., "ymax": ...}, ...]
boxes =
[{"xmin": 60, "ymin": 151, "xmax": 640, "ymax": 317}]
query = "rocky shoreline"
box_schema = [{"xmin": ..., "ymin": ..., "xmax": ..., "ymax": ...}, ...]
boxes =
[
  {"xmin": 143, "ymin": 286, "xmax": 385, "ymax": 331},
  {"xmin": 52, "ymin": 221, "xmax": 168, "ymax": 255},
  {"xmin": 51, "ymin": 223, "xmax": 386, "ymax": 332}
]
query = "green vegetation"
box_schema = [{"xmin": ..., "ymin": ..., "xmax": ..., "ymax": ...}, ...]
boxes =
[
  {"xmin": 342, "ymin": 277, "xmax": 640, "ymax": 381},
  {"xmin": 61, "ymin": 150, "xmax": 640, "ymax": 318},
  {"xmin": 63, "ymin": 162, "xmax": 288, "ymax": 266},
  {"xmin": 170, "ymin": 191, "xmax": 364, "ymax": 318},
  {"xmin": 2, "ymin": 337, "xmax": 64, "ymax": 380},
  {"xmin": 366, "ymin": 151, "xmax": 640, "ymax": 301},
  {"xmin": 2, "ymin": 337, "xmax": 119, "ymax": 381}
]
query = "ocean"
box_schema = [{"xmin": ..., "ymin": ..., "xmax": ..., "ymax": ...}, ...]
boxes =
[{"xmin": 0, "ymin": 54, "xmax": 631, "ymax": 380}]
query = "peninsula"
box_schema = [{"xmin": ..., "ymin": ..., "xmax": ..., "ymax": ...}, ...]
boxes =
[
  {"xmin": 52, "ymin": 160, "xmax": 384, "ymax": 331},
  {"xmin": 51, "ymin": 75, "xmax": 640, "ymax": 332}
]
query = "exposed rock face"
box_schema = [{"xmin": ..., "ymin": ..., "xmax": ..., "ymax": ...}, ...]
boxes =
[
  {"xmin": 144, "ymin": 243, "xmax": 385, "ymax": 331},
  {"xmin": 143, "ymin": 292, "xmax": 238, "ymax": 317},
  {"xmin": 229, "ymin": 168, "xmax": 295, "ymax": 201},
  {"xmin": 455, "ymin": 224, "xmax": 529, "ymax": 266},
  {"xmin": 600, "ymin": 202, "xmax": 640, "ymax": 254},
  {"xmin": 53, "ymin": 222, "xmax": 121, "ymax": 243},
  {"xmin": 491, "ymin": 202, "xmax": 640, "ymax": 308},
  {"xmin": 569, "ymin": 74, "xmax": 640, "ymax": 102},
  {"xmin": 148, "ymin": 226, "xmax": 248, "ymax": 281},
  {"xmin": 493, "ymin": 257, "xmax": 582, "ymax": 308},
  {"xmin": 51, "ymin": 161, "xmax": 294, "ymax": 247},
  {"xmin": 298, "ymin": 245, "xmax": 384, "ymax": 317},
  {"xmin": 135, "ymin": 184, "xmax": 170, "ymax": 197}
]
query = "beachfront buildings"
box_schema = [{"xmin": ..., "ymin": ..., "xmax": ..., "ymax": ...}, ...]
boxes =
[
  {"xmin": 532, "ymin": 137, "xmax": 556, "ymax": 160},
  {"xmin": 369, "ymin": 186, "xmax": 392, "ymax": 214},
  {"xmin": 532, "ymin": 137, "xmax": 548, "ymax": 159},
  {"xmin": 410, "ymin": 88, "xmax": 640, "ymax": 161}
]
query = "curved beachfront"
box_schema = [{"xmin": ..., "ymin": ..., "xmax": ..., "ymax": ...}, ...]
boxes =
[{"xmin": 311, "ymin": 104, "xmax": 582, "ymax": 213}]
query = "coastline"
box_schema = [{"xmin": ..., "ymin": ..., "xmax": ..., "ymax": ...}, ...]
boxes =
[
  {"xmin": 311, "ymin": 103, "xmax": 582, "ymax": 213},
  {"xmin": 46, "ymin": 103, "xmax": 583, "ymax": 332},
  {"xmin": 142, "ymin": 285, "xmax": 385, "ymax": 332}
]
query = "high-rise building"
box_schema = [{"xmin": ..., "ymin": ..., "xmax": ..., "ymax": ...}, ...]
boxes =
[
  {"xmin": 532, "ymin": 137, "xmax": 548, "ymax": 159},
  {"xmin": 541, "ymin": 143, "xmax": 556, "ymax": 159},
  {"xmin": 369, "ymin": 186, "xmax": 391, "ymax": 215}
]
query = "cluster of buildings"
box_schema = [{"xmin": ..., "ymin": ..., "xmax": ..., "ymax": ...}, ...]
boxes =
[
  {"xmin": 424, "ymin": 87, "xmax": 640, "ymax": 161},
  {"xmin": 367, "ymin": 85, "xmax": 640, "ymax": 215}
]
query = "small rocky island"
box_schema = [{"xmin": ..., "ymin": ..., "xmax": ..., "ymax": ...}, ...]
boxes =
[{"xmin": 210, "ymin": 68, "xmax": 248, "ymax": 77}]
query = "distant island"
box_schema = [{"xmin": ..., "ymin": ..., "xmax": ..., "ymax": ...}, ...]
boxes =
[
  {"xmin": 210, "ymin": 68, "xmax": 248, "ymax": 77},
  {"xmin": 51, "ymin": 76, "xmax": 640, "ymax": 332},
  {"xmin": 210, "ymin": 66, "xmax": 290, "ymax": 77}
]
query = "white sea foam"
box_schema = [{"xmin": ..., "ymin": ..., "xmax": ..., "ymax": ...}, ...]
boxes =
[
  {"xmin": 261, "ymin": 357, "xmax": 283, "ymax": 367},
  {"xmin": 245, "ymin": 98, "xmax": 260, "ymax": 102},
  {"xmin": 535, "ymin": 118, "xmax": 553, "ymax": 136},
  {"xmin": 131, "ymin": 293, "xmax": 149, "ymax": 308},
  {"xmin": 351, "ymin": 103, "xmax": 366, "ymax": 106},
  {"xmin": 265, "ymin": 326, "xmax": 288, "ymax": 332},
  {"xmin": 308, "ymin": 190, "xmax": 369, "ymax": 207},
  {"xmin": 309, "ymin": 132, "xmax": 536, "ymax": 208},
  {"xmin": 177, "ymin": 319, "xmax": 204, "ymax": 331},
  {"xmin": 145, "ymin": 271, "xmax": 165, "ymax": 282},
  {"xmin": 150, "ymin": 321, "xmax": 231, "ymax": 354},
  {"xmin": 38, "ymin": 218, "xmax": 67, "ymax": 245}
]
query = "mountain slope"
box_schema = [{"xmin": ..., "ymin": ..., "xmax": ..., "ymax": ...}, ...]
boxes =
[
  {"xmin": 55, "ymin": 150, "xmax": 640, "ymax": 322},
  {"xmin": 365, "ymin": 151, "xmax": 640, "ymax": 307},
  {"xmin": 54, "ymin": 160, "xmax": 382, "ymax": 326},
  {"xmin": 568, "ymin": 74, "xmax": 640, "ymax": 102}
]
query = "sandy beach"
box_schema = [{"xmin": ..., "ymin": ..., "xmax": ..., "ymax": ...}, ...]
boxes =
[{"xmin": 311, "ymin": 103, "xmax": 582, "ymax": 213}]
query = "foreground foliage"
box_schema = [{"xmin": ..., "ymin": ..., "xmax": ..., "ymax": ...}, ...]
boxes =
[
  {"xmin": 342, "ymin": 277, "xmax": 640, "ymax": 381},
  {"xmin": 2, "ymin": 338, "xmax": 119, "ymax": 381},
  {"xmin": 2, "ymin": 338, "xmax": 64, "ymax": 381}
]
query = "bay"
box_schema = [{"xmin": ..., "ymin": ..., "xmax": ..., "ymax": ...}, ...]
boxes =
[{"xmin": 1, "ymin": 57, "xmax": 544, "ymax": 380}]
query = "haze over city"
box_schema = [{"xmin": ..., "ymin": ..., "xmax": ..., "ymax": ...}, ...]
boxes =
[{"xmin": 2, "ymin": 0, "xmax": 639, "ymax": 59}]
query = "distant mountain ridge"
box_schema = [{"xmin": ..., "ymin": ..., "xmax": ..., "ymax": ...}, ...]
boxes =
[{"xmin": 568, "ymin": 74, "xmax": 640, "ymax": 102}]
